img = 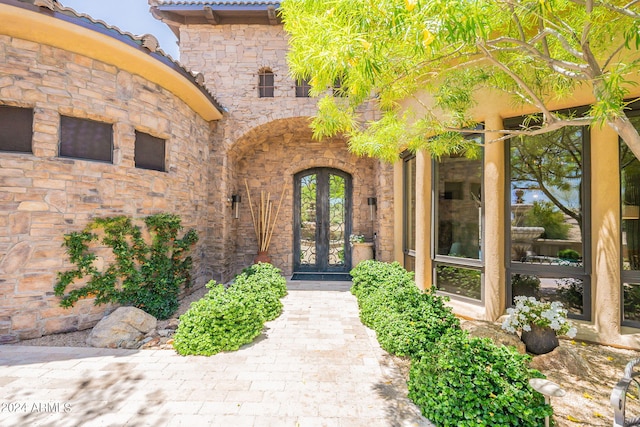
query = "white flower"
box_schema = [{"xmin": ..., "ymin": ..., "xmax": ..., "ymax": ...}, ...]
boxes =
[
  {"xmin": 522, "ymin": 324, "xmax": 531, "ymax": 332},
  {"xmin": 500, "ymin": 296, "xmax": 576, "ymax": 338}
]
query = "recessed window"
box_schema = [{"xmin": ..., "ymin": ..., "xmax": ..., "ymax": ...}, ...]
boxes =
[
  {"xmin": 433, "ymin": 134, "xmax": 484, "ymax": 301},
  {"xmin": 258, "ymin": 68, "xmax": 274, "ymax": 98},
  {"xmin": 0, "ymin": 105, "xmax": 33, "ymax": 153},
  {"xmin": 135, "ymin": 131, "xmax": 166, "ymax": 172},
  {"xmin": 295, "ymin": 79, "xmax": 311, "ymax": 98},
  {"xmin": 621, "ymin": 110, "xmax": 640, "ymax": 326},
  {"xmin": 59, "ymin": 116, "xmax": 112, "ymax": 163},
  {"xmin": 506, "ymin": 113, "xmax": 590, "ymax": 319}
]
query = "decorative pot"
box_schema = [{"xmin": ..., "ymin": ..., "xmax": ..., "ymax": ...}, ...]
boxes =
[
  {"xmin": 253, "ymin": 251, "xmax": 272, "ymax": 264},
  {"xmin": 520, "ymin": 324, "xmax": 559, "ymax": 355},
  {"xmin": 351, "ymin": 242, "xmax": 374, "ymax": 267}
]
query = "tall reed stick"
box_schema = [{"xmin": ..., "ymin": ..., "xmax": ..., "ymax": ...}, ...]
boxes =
[{"xmin": 244, "ymin": 180, "xmax": 287, "ymax": 253}]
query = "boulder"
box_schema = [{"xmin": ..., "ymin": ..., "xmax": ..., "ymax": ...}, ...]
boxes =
[
  {"xmin": 87, "ymin": 307, "xmax": 157, "ymax": 349},
  {"xmin": 530, "ymin": 344, "xmax": 592, "ymax": 377},
  {"xmin": 461, "ymin": 319, "xmax": 527, "ymax": 354}
]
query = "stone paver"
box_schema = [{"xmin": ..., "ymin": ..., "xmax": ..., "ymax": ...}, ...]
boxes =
[{"xmin": 0, "ymin": 282, "xmax": 433, "ymax": 427}]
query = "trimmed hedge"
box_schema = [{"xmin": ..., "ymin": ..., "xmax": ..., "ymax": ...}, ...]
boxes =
[
  {"xmin": 408, "ymin": 330, "xmax": 551, "ymax": 426},
  {"xmin": 350, "ymin": 261, "xmax": 551, "ymax": 426},
  {"xmin": 173, "ymin": 263, "xmax": 287, "ymax": 356},
  {"xmin": 350, "ymin": 260, "xmax": 460, "ymax": 357}
]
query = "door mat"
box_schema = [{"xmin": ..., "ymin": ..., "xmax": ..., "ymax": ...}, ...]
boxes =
[{"xmin": 290, "ymin": 272, "xmax": 352, "ymax": 281}]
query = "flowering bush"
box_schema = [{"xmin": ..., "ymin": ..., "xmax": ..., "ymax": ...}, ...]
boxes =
[
  {"xmin": 502, "ymin": 296, "xmax": 577, "ymax": 338},
  {"xmin": 349, "ymin": 234, "xmax": 365, "ymax": 244}
]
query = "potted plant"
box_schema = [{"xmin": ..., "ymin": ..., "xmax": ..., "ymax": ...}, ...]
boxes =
[
  {"xmin": 350, "ymin": 234, "xmax": 373, "ymax": 267},
  {"xmin": 244, "ymin": 180, "xmax": 287, "ymax": 264},
  {"xmin": 501, "ymin": 296, "xmax": 577, "ymax": 355}
]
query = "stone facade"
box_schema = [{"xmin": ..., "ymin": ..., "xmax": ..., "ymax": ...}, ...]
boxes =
[
  {"xmin": 179, "ymin": 24, "xmax": 391, "ymax": 278},
  {"xmin": 0, "ymin": 34, "xmax": 213, "ymax": 342}
]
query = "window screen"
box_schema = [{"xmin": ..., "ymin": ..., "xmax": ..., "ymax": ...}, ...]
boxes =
[
  {"xmin": 59, "ymin": 116, "xmax": 112, "ymax": 163},
  {"xmin": 295, "ymin": 79, "xmax": 311, "ymax": 98},
  {"xmin": 135, "ymin": 131, "xmax": 166, "ymax": 172},
  {"xmin": 258, "ymin": 70, "xmax": 274, "ymax": 98},
  {"xmin": 0, "ymin": 105, "xmax": 33, "ymax": 153}
]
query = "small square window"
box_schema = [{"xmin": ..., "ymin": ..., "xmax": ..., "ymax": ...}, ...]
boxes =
[
  {"xmin": 59, "ymin": 116, "xmax": 112, "ymax": 163},
  {"xmin": 135, "ymin": 131, "xmax": 166, "ymax": 172},
  {"xmin": 295, "ymin": 79, "xmax": 311, "ymax": 98},
  {"xmin": 258, "ymin": 70, "xmax": 274, "ymax": 98},
  {"xmin": 0, "ymin": 105, "xmax": 33, "ymax": 153}
]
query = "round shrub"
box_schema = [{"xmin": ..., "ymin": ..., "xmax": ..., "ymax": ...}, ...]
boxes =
[
  {"xmin": 408, "ymin": 330, "xmax": 551, "ymax": 426},
  {"xmin": 173, "ymin": 282, "xmax": 264, "ymax": 356}
]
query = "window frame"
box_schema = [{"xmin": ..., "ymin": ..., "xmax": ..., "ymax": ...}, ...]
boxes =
[
  {"xmin": 59, "ymin": 115, "xmax": 113, "ymax": 164},
  {"xmin": 620, "ymin": 101, "xmax": 640, "ymax": 327},
  {"xmin": 0, "ymin": 105, "xmax": 33, "ymax": 154},
  {"xmin": 258, "ymin": 68, "xmax": 275, "ymax": 98},
  {"xmin": 295, "ymin": 78, "xmax": 311, "ymax": 98},
  {"xmin": 504, "ymin": 110, "xmax": 592, "ymax": 320},
  {"xmin": 402, "ymin": 151, "xmax": 416, "ymax": 272},
  {"xmin": 431, "ymin": 133, "xmax": 485, "ymax": 303}
]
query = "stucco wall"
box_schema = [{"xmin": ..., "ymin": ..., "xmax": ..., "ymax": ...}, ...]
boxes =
[{"xmin": 0, "ymin": 35, "xmax": 213, "ymax": 342}]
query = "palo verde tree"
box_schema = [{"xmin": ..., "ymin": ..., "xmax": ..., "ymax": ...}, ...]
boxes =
[{"xmin": 281, "ymin": 0, "xmax": 640, "ymax": 161}]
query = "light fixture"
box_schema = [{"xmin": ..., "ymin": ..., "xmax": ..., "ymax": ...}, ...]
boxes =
[
  {"xmin": 367, "ymin": 197, "xmax": 377, "ymax": 221},
  {"xmin": 231, "ymin": 194, "xmax": 241, "ymax": 219}
]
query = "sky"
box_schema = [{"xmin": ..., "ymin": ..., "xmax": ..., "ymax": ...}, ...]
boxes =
[{"xmin": 60, "ymin": 0, "xmax": 180, "ymax": 59}]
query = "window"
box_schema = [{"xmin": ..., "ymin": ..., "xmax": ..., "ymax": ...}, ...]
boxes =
[
  {"xmin": 433, "ymin": 136, "xmax": 484, "ymax": 301},
  {"xmin": 59, "ymin": 116, "xmax": 112, "ymax": 163},
  {"xmin": 295, "ymin": 79, "xmax": 311, "ymax": 98},
  {"xmin": 403, "ymin": 153, "xmax": 416, "ymax": 271},
  {"xmin": 135, "ymin": 131, "xmax": 166, "ymax": 172},
  {"xmin": 0, "ymin": 105, "xmax": 33, "ymax": 153},
  {"xmin": 258, "ymin": 68, "xmax": 274, "ymax": 98},
  {"xmin": 621, "ymin": 108, "xmax": 640, "ymax": 326},
  {"xmin": 506, "ymin": 114, "xmax": 590, "ymax": 319}
]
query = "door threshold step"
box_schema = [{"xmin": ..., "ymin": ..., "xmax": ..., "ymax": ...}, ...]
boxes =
[{"xmin": 290, "ymin": 272, "xmax": 352, "ymax": 281}]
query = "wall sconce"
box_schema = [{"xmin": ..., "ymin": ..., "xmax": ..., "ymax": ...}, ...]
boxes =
[
  {"xmin": 231, "ymin": 194, "xmax": 241, "ymax": 219},
  {"xmin": 367, "ymin": 197, "xmax": 377, "ymax": 221}
]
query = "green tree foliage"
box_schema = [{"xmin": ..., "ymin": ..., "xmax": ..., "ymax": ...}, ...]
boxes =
[
  {"xmin": 54, "ymin": 214, "xmax": 198, "ymax": 319},
  {"xmin": 282, "ymin": 0, "xmax": 640, "ymax": 161},
  {"xmin": 522, "ymin": 201, "xmax": 571, "ymax": 239}
]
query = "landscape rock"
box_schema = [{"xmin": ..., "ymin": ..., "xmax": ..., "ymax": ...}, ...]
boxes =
[
  {"xmin": 530, "ymin": 344, "xmax": 592, "ymax": 377},
  {"xmin": 461, "ymin": 319, "xmax": 527, "ymax": 354},
  {"xmin": 87, "ymin": 307, "xmax": 157, "ymax": 349}
]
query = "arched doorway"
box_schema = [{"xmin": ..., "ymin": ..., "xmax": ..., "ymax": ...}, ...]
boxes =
[{"xmin": 294, "ymin": 168, "xmax": 352, "ymax": 275}]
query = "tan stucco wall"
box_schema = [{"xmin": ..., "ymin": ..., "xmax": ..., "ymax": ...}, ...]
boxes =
[{"xmin": 0, "ymin": 32, "xmax": 213, "ymax": 342}]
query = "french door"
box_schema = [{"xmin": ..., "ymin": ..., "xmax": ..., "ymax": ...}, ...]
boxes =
[{"xmin": 294, "ymin": 168, "xmax": 352, "ymax": 272}]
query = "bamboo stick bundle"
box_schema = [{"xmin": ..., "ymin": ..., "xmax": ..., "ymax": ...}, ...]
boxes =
[{"xmin": 244, "ymin": 180, "xmax": 287, "ymax": 254}]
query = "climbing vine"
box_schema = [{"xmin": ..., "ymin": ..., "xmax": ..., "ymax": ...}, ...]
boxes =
[{"xmin": 54, "ymin": 213, "xmax": 198, "ymax": 319}]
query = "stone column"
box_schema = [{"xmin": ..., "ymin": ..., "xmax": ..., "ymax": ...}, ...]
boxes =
[{"xmin": 484, "ymin": 115, "xmax": 506, "ymax": 321}]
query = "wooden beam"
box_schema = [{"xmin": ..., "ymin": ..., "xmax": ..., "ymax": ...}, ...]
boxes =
[
  {"xmin": 267, "ymin": 5, "xmax": 278, "ymax": 25},
  {"xmin": 203, "ymin": 6, "xmax": 219, "ymax": 25}
]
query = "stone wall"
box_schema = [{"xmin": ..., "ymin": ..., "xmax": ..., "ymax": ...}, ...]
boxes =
[
  {"xmin": 0, "ymin": 35, "xmax": 213, "ymax": 342},
  {"xmin": 180, "ymin": 24, "xmax": 391, "ymax": 278}
]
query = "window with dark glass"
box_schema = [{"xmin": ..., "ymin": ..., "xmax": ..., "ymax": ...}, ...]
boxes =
[
  {"xmin": 258, "ymin": 69, "xmax": 274, "ymax": 98},
  {"xmin": 0, "ymin": 105, "xmax": 33, "ymax": 153},
  {"xmin": 433, "ymin": 135, "xmax": 484, "ymax": 301},
  {"xmin": 621, "ymin": 110, "xmax": 640, "ymax": 326},
  {"xmin": 295, "ymin": 79, "xmax": 311, "ymax": 98},
  {"xmin": 506, "ymin": 113, "xmax": 590, "ymax": 320},
  {"xmin": 403, "ymin": 153, "xmax": 416, "ymax": 272},
  {"xmin": 59, "ymin": 116, "xmax": 112, "ymax": 163},
  {"xmin": 135, "ymin": 131, "xmax": 165, "ymax": 172}
]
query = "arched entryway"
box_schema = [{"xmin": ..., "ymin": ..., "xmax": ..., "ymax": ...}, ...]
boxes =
[{"xmin": 293, "ymin": 168, "xmax": 352, "ymax": 276}]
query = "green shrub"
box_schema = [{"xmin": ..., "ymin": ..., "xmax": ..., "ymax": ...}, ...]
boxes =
[
  {"xmin": 173, "ymin": 263, "xmax": 287, "ymax": 356},
  {"xmin": 172, "ymin": 282, "xmax": 264, "ymax": 356},
  {"xmin": 232, "ymin": 263, "xmax": 287, "ymax": 321},
  {"xmin": 351, "ymin": 260, "xmax": 460, "ymax": 358},
  {"xmin": 408, "ymin": 330, "xmax": 551, "ymax": 426},
  {"xmin": 54, "ymin": 213, "xmax": 198, "ymax": 319},
  {"xmin": 558, "ymin": 248, "xmax": 580, "ymax": 260}
]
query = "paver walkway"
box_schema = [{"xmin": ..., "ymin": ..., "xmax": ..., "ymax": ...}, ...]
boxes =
[{"xmin": 0, "ymin": 281, "xmax": 433, "ymax": 427}]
